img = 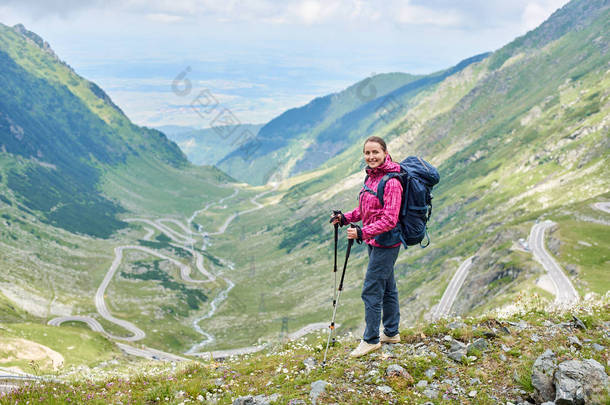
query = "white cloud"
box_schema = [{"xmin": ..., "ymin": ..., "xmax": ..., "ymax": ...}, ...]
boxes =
[
  {"xmin": 145, "ymin": 13, "xmax": 184, "ymax": 23},
  {"xmin": 394, "ymin": 4, "xmax": 464, "ymax": 27},
  {"xmin": 521, "ymin": 0, "xmax": 567, "ymax": 31},
  {"xmin": 0, "ymin": 0, "xmax": 573, "ymax": 129},
  {"xmin": 1, "ymin": 0, "xmax": 568, "ymax": 31},
  {"xmin": 298, "ymin": 1, "xmax": 322, "ymax": 24}
]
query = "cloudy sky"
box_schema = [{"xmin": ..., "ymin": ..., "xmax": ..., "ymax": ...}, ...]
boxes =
[{"xmin": 0, "ymin": 0, "xmax": 569, "ymax": 128}]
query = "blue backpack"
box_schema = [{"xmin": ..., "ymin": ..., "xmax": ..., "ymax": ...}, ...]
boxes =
[{"xmin": 361, "ymin": 156, "xmax": 440, "ymax": 248}]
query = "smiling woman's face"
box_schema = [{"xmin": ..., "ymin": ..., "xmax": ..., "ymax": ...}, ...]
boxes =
[{"xmin": 363, "ymin": 141, "xmax": 387, "ymax": 169}]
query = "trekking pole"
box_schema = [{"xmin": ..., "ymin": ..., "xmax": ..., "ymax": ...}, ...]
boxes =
[
  {"xmin": 322, "ymin": 225, "xmax": 355, "ymax": 367},
  {"xmin": 331, "ymin": 211, "xmax": 340, "ymax": 309}
]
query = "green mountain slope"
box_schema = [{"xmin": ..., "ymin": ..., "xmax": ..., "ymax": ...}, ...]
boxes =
[
  {"xmin": 0, "ymin": 0, "xmax": 608, "ymax": 371},
  {"xmin": 0, "ymin": 22, "xmax": 243, "ymax": 360},
  {"xmin": 0, "ymin": 23, "xmax": 193, "ymax": 237},
  {"xmin": 216, "ymin": 72, "xmax": 425, "ymax": 184},
  {"xmin": 192, "ymin": 0, "xmax": 609, "ymax": 350},
  {"xmin": 217, "ymin": 54, "xmax": 489, "ymax": 186}
]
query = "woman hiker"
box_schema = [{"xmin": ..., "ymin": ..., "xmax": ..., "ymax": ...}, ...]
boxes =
[{"xmin": 330, "ymin": 135, "xmax": 402, "ymax": 358}]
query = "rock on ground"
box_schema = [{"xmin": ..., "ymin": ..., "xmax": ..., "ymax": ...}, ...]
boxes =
[
  {"xmin": 386, "ymin": 364, "xmax": 413, "ymax": 382},
  {"xmin": 423, "ymin": 386, "xmax": 439, "ymax": 399},
  {"xmin": 448, "ymin": 349, "xmax": 466, "ymax": 363},
  {"xmin": 554, "ymin": 358, "xmax": 608, "ymax": 404},
  {"xmin": 310, "ymin": 380, "xmax": 328, "ymax": 405},
  {"xmin": 467, "ymin": 338, "xmax": 489, "ymax": 355},
  {"xmin": 233, "ymin": 393, "xmax": 280, "ymax": 405},
  {"xmin": 233, "ymin": 396, "xmax": 255, "ymax": 405},
  {"xmin": 532, "ymin": 349, "xmax": 557, "ymax": 403}
]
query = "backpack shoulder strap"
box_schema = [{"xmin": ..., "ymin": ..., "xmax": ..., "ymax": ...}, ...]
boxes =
[
  {"xmin": 359, "ymin": 174, "xmax": 377, "ymax": 200},
  {"xmin": 376, "ymin": 173, "xmax": 403, "ymax": 207}
]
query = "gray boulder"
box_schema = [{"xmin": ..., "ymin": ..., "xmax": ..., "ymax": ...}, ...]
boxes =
[
  {"xmin": 449, "ymin": 339, "xmax": 466, "ymax": 352},
  {"xmin": 448, "ymin": 349, "xmax": 466, "ymax": 363},
  {"xmin": 310, "ymin": 380, "xmax": 328, "ymax": 405},
  {"xmin": 554, "ymin": 359, "xmax": 608, "ymax": 404},
  {"xmin": 532, "ymin": 349, "xmax": 557, "ymax": 403},
  {"xmin": 386, "ymin": 364, "xmax": 409, "ymax": 378},
  {"xmin": 567, "ymin": 336, "xmax": 582, "ymax": 349},
  {"xmin": 233, "ymin": 394, "xmax": 280, "ymax": 405},
  {"xmin": 591, "ymin": 343, "xmax": 604, "ymax": 352},
  {"xmin": 424, "ymin": 367, "xmax": 436, "ymax": 378},
  {"xmin": 467, "ymin": 338, "xmax": 489, "ymax": 355},
  {"xmin": 303, "ymin": 357, "xmax": 316, "ymax": 371},
  {"xmin": 447, "ymin": 338, "xmax": 467, "ymax": 362},
  {"xmin": 448, "ymin": 321, "xmax": 466, "ymax": 329},
  {"xmin": 233, "ymin": 396, "xmax": 255, "ymax": 405},
  {"xmin": 423, "ymin": 386, "xmax": 439, "ymax": 399},
  {"xmin": 253, "ymin": 393, "xmax": 280, "ymax": 405}
]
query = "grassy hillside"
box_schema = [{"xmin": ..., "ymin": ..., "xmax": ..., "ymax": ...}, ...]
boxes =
[
  {"xmin": 4, "ymin": 297, "xmax": 608, "ymax": 404},
  {"xmin": 192, "ymin": 0, "xmax": 609, "ymax": 349},
  {"xmin": 0, "ymin": 21, "xmax": 244, "ymax": 362},
  {"xmin": 0, "ymin": 22, "xmax": 196, "ymax": 237},
  {"xmin": 0, "ymin": 0, "xmax": 608, "ymax": 377}
]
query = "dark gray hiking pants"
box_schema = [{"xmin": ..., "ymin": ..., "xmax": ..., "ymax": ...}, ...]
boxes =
[{"xmin": 362, "ymin": 244, "xmax": 400, "ymax": 344}]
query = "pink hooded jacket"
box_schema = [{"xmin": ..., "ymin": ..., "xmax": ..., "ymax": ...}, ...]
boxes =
[{"xmin": 343, "ymin": 154, "xmax": 403, "ymax": 248}]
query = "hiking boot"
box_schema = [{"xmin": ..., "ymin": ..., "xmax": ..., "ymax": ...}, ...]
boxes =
[
  {"xmin": 349, "ymin": 340, "xmax": 381, "ymax": 358},
  {"xmin": 380, "ymin": 332, "xmax": 400, "ymax": 344}
]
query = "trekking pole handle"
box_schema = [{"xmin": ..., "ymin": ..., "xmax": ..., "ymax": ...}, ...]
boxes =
[{"xmin": 330, "ymin": 210, "xmax": 343, "ymax": 225}]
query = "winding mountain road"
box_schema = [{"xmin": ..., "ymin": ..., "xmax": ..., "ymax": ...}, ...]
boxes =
[
  {"xmin": 592, "ymin": 202, "xmax": 610, "ymax": 214},
  {"xmin": 427, "ymin": 213, "xmax": 590, "ymax": 319},
  {"xmin": 115, "ymin": 343, "xmax": 190, "ymax": 362},
  {"xmin": 207, "ymin": 185, "xmax": 277, "ymax": 237},
  {"xmin": 528, "ymin": 220, "xmax": 579, "ymax": 305},
  {"xmin": 429, "ymin": 256, "xmax": 475, "ymax": 320},
  {"xmin": 0, "ymin": 376, "xmax": 41, "ymax": 395},
  {"xmin": 48, "ymin": 188, "xmax": 242, "ymax": 358},
  {"xmin": 48, "ymin": 315, "xmax": 105, "ymax": 332},
  {"xmin": 49, "ymin": 182, "xmax": 324, "ymax": 361},
  {"xmin": 0, "ymin": 370, "xmax": 61, "ymax": 394}
]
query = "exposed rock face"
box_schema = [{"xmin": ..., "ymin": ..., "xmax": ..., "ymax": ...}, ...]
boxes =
[
  {"xmin": 532, "ymin": 349, "xmax": 557, "ymax": 403},
  {"xmin": 531, "ymin": 349, "xmax": 609, "ymax": 405},
  {"xmin": 12, "ymin": 23, "xmax": 58, "ymax": 58},
  {"xmin": 554, "ymin": 359, "xmax": 608, "ymax": 405}
]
